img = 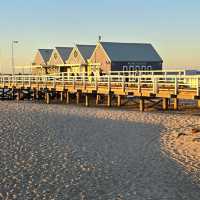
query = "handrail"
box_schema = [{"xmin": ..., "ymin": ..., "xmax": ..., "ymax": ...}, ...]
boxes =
[{"xmin": 0, "ymin": 73, "xmax": 200, "ymax": 96}]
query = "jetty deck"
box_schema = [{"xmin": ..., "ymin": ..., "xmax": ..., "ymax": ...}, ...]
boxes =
[{"xmin": 0, "ymin": 71, "xmax": 200, "ymax": 111}]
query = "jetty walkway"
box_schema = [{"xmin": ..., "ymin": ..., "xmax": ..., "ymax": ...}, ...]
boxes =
[{"xmin": 0, "ymin": 70, "xmax": 200, "ymax": 111}]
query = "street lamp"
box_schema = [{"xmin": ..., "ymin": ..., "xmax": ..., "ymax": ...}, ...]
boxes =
[{"xmin": 11, "ymin": 40, "xmax": 19, "ymax": 75}]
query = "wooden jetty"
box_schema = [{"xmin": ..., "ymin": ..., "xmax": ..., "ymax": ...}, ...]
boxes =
[{"xmin": 0, "ymin": 71, "xmax": 200, "ymax": 111}]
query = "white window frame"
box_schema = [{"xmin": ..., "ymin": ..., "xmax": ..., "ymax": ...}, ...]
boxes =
[{"xmin": 123, "ymin": 65, "xmax": 128, "ymax": 71}]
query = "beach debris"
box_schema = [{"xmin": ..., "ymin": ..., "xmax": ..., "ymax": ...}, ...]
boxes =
[
  {"xmin": 192, "ymin": 137, "xmax": 200, "ymax": 142},
  {"xmin": 0, "ymin": 193, "xmax": 4, "ymax": 199},
  {"xmin": 177, "ymin": 132, "xmax": 187, "ymax": 138},
  {"xmin": 80, "ymin": 191, "xmax": 87, "ymax": 200},
  {"xmin": 191, "ymin": 128, "xmax": 200, "ymax": 134},
  {"xmin": 116, "ymin": 194, "xmax": 124, "ymax": 200}
]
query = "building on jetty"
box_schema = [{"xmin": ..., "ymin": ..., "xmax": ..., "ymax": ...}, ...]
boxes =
[
  {"xmin": 32, "ymin": 49, "xmax": 53, "ymax": 75},
  {"xmin": 66, "ymin": 44, "xmax": 95, "ymax": 75},
  {"xmin": 32, "ymin": 41, "xmax": 162, "ymax": 75},
  {"xmin": 88, "ymin": 42, "xmax": 163, "ymax": 74},
  {"xmin": 47, "ymin": 47, "xmax": 73, "ymax": 74}
]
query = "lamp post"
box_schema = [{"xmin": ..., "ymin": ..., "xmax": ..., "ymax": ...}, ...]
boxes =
[
  {"xmin": 0, "ymin": 49, "xmax": 2, "ymax": 75},
  {"xmin": 11, "ymin": 40, "xmax": 19, "ymax": 75}
]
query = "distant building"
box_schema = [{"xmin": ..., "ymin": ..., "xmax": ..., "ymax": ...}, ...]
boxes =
[
  {"xmin": 32, "ymin": 49, "xmax": 53, "ymax": 75},
  {"xmin": 66, "ymin": 45, "xmax": 95, "ymax": 75},
  {"xmin": 89, "ymin": 42, "xmax": 163, "ymax": 74},
  {"xmin": 48, "ymin": 47, "xmax": 73, "ymax": 74}
]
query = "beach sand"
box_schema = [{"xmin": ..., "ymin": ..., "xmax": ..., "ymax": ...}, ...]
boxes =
[{"xmin": 0, "ymin": 101, "xmax": 200, "ymax": 199}]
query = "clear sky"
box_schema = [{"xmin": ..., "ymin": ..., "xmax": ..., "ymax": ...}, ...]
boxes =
[{"xmin": 0, "ymin": 0, "xmax": 200, "ymax": 72}]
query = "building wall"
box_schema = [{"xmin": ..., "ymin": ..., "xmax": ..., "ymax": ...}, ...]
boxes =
[
  {"xmin": 66, "ymin": 48, "xmax": 87, "ymax": 74},
  {"xmin": 111, "ymin": 62, "xmax": 163, "ymax": 71},
  {"xmin": 32, "ymin": 66, "xmax": 60, "ymax": 75},
  {"xmin": 48, "ymin": 49, "xmax": 64, "ymax": 66},
  {"xmin": 47, "ymin": 66, "xmax": 60, "ymax": 75},
  {"xmin": 33, "ymin": 51, "xmax": 46, "ymax": 66},
  {"xmin": 89, "ymin": 44, "xmax": 111, "ymax": 74},
  {"xmin": 67, "ymin": 48, "xmax": 86, "ymax": 66},
  {"xmin": 32, "ymin": 67, "xmax": 46, "ymax": 75}
]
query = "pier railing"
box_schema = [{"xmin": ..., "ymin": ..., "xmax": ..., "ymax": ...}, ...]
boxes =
[{"xmin": 0, "ymin": 71, "xmax": 200, "ymax": 96}]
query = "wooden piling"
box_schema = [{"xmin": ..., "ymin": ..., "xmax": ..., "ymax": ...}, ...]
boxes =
[
  {"xmin": 162, "ymin": 98, "xmax": 169, "ymax": 110},
  {"xmin": 173, "ymin": 98, "xmax": 179, "ymax": 110},
  {"xmin": 197, "ymin": 100, "xmax": 200, "ymax": 108},
  {"xmin": 66, "ymin": 92, "xmax": 70, "ymax": 104},
  {"xmin": 64, "ymin": 92, "xmax": 67, "ymax": 100},
  {"xmin": 76, "ymin": 92, "xmax": 80, "ymax": 104},
  {"xmin": 2, "ymin": 88, "xmax": 4, "ymax": 99},
  {"xmin": 117, "ymin": 95, "xmax": 121, "ymax": 107},
  {"xmin": 85, "ymin": 94, "xmax": 89, "ymax": 107},
  {"xmin": 96, "ymin": 94, "xmax": 100, "ymax": 105},
  {"xmin": 107, "ymin": 94, "xmax": 111, "ymax": 107},
  {"xmin": 12, "ymin": 88, "xmax": 15, "ymax": 100},
  {"xmin": 46, "ymin": 93, "xmax": 50, "ymax": 104},
  {"xmin": 60, "ymin": 92, "xmax": 63, "ymax": 102},
  {"xmin": 17, "ymin": 90, "xmax": 21, "ymax": 101},
  {"xmin": 139, "ymin": 98, "xmax": 145, "ymax": 112},
  {"xmin": 33, "ymin": 89, "xmax": 36, "ymax": 100},
  {"xmin": 55, "ymin": 92, "xmax": 59, "ymax": 101}
]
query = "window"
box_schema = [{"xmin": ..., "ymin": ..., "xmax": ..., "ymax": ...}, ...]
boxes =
[
  {"xmin": 147, "ymin": 66, "xmax": 152, "ymax": 71},
  {"xmin": 129, "ymin": 66, "xmax": 134, "ymax": 71},
  {"xmin": 135, "ymin": 66, "xmax": 140, "ymax": 71},
  {"xmin": 141, "ymin": 66, "xmax": 147, "ymax": 71},
  {"xmin": 123, "ymin": 66, "xmax": 128, "ymax": 71}
]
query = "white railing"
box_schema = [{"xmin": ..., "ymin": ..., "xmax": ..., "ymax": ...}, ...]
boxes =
[{"xmin": 0, "ymin": 72, "xmax": 200, "ymax": 96}]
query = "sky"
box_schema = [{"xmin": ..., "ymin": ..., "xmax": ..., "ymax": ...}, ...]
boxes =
[{"xmin": 0, "ymin": 0, "xmax": 200, "ymax": 73}]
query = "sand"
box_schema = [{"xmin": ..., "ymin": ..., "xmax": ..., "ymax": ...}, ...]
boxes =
[{"xmin": 0, "ymin": 101, "xmax": 200, "ymax": 199}]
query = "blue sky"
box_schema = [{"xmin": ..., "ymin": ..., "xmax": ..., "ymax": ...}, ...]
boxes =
[{"xmin": 0, "ymin": 0, "xmax": 200, "ymax": 72}]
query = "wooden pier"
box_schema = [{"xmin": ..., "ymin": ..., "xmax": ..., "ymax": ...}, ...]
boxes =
[{"xmin": 0, "ymin": 71, "xmax": 200, "ymax": 111}]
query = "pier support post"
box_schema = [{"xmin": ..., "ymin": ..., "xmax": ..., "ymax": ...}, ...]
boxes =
[
  {"xmin": 197, "ymin": 100, "xmax": 200, "ymax": 108},
  {"xmin": 46, "ymin": 93, "xmax": 50, "ymax": 104},
  {"xmin": 162, "ymin": 98, "xmax": 169, "ymax": 110},
  {"xmin": 60, "ymin": 92, "xmax": 63, "ymax": 102},
  {"xmin": 17, "ymin": 90, "xmax": 21, "ymax": 101},
  {"xmin": 173, "ymin": 98, "xmax": 179, "ymax": 110},
  {"xmin": 66, "ymin": 92, "xmax": 70, "ymax": 104},
  {"xmin": 33, "ymin": 89, "xmax": 36, "ymax": 100},
  {"xmin": 107, "ymin": 94, "xmax": 111, "ymax": 107},
  {"xmin": 36, "ymin": 90, "xmax": 39, "ymax": 100},
  {"xmin": 139, "ymin": 98, "xmax": 145, "ymax": 112},
  {"xmin": 76, "ymin": 92, "xmax": 80, "ymax": 104},
  {"xmin": 85, "ymin": 94, "xmax": 89, "ymax": 107},
  {"xmin": 55, "ymin": 92, "xmax": 59, "ymax": 101},
  {"xmin": 96, "ymin": 94, "xmax": 100, "ymax": 105},
  {"xmin": 12, "ymin": 88, "xmax": 15, "ymax": 100},
  {"xmin": 64, "ymin": 92, "xmax": 67, "ymax": 100},
  {"xmin": 117, "ymin": 95, "xmax": 121, "ymax": 107},
  {"xmin": 2, "ymin": 88, "xmax": 4, "ymax": 99}
]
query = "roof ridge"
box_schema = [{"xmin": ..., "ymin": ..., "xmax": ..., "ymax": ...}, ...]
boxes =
[
  {"xmin": 76, "ymin": 44, "xmax": 95, "ymax": 47},
  {"xmin": 39, "ymin": 48, "xmax": 53, "ymax": 50},
  {"xmin": 100, "ymin": 41, "xmax": 151, "ymax": 45},
  {"xmin": 55, "ymin": 46, "xmax": 73, "ymax": 49}
]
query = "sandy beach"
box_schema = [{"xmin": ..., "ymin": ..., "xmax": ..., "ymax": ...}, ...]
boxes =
[{"xmin": 0, "ymin": 101, "xmax": 200, "ymax": 199}]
